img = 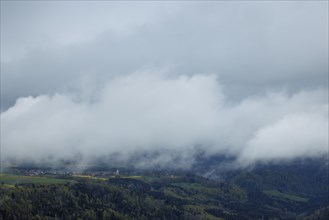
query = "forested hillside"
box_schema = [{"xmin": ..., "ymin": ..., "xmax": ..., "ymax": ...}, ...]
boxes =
[{"xmin": 1, "ymin": 163, "xmax": 328, "ymax": 220}]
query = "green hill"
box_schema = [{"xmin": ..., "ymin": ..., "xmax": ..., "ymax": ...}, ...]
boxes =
[{"xmin": 1, "ymin": 169, "xmax": 327, "ymax": 220}]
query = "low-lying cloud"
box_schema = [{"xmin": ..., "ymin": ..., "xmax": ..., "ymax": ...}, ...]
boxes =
[{"xmin": 1, "ymin": 73, "xmax": 327, "ymax": 168}]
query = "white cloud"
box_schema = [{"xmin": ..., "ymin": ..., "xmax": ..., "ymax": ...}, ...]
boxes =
[
  {"xmin": 238, "ymin": 111, "xmax": 328, "ymax": 166},
  {"xmin": 1, "ymin": 1, "xmax": 327, "ymax": 168},
  {"xmin": 1, "ymin": 73, "xmax": 327, "ymax": 167}
]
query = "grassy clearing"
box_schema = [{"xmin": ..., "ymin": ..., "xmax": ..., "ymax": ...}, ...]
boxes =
[
  {"xmin": 263, "ymin": 190, "xmax": 308, "ymax": 202},
  {"xmin": 107, "ymin": 175, "xmax": 144, "ymax": 180},
  {"xmin": 72, "ymin": 174, "xmax": 143, "ymax": 181},
  {"xmin": 0, "ymin": 173, "xmax": 74, "ymax": 185},
  {"xmin": 1, "ymin": 183, "xmax": 15, "ymax": 188},
  {"xmin": 72, "ymin": 174, "xmax": 108, "ymax": 181},
  {"xmin": 122, "ymin": 175, "xmax": 143, "ymax": 179}
]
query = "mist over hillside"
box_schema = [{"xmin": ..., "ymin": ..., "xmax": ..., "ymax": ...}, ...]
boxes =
[
  {"xmin": 1, "ymin": 74, "xmax": 327, "ymax": 169},
  {"xmin": 1, "ymin": 1, "xmax": 328, "ymax": 170}
]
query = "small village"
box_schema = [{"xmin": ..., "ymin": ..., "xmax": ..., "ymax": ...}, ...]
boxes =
[{"xmin": 6, "ymin": 166, "xmax": 121, "ymax": 178}]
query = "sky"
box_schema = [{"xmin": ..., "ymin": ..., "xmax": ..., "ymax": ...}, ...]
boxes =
[{"xmin": 0, "ymin": 1, "xmax": 328, "ymax": 168}]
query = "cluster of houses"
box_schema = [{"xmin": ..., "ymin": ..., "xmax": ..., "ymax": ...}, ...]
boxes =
[
  {"xmin": 11, "ymin": 167, "xmax": 70, "ymax": 176},
  {"xmin": 9, "ymin": 166, "xmax": 121, "ymax": 177}
]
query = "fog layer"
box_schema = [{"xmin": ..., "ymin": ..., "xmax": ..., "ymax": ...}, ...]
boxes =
[{"xmin": 1, "ymin": 73, "xmax": 327, "ymax": 167}]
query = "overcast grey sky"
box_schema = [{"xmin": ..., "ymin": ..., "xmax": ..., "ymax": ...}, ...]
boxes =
[{"xmin": 1, "ymin": 1, "xmax": 328, "ymax": 167}]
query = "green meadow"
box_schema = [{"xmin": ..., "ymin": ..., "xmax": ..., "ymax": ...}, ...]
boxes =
[
  {"xmin": 0, "ymin": 173, "xmax": 74, "ymax": 185},
  {"xmin": 263, "ymin": 189, "xmax": 308, "ymax": 202}
]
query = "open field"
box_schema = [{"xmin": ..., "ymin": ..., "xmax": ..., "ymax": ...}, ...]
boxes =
[
  {"xmin": 72, "ymin": 174, "xmax": 108, "ymax": 180},
  {"xmin": 0, "ymin": 173, "xmax": 145, "ymax": 186},
  {"xmin": 0, "ymin": 173, "xmax": 75, "ymax": 185},
  {"xmin": 263, "ymin": 189, "xmax": 308, "ymax": 202},
  {"xmin": 72, "ymin": 174, "xmax": 143, "ymax": 180}
]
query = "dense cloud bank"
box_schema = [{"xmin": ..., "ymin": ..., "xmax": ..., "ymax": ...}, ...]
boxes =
[
  {"xmin": 1, "ymin": 73, "xmax": 327, "ymax": 168},
  {"xmin": 1, "ymin": 2, "xmax": 328, "ymax": 168}
]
